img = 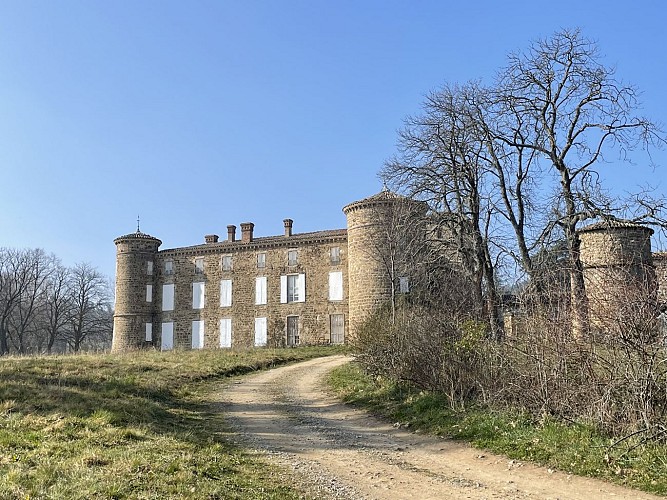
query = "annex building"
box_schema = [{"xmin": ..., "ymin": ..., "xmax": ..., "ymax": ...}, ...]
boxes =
[{"xmin": 111, "ymin": 190, "xmax": 404, "ymax": 352}]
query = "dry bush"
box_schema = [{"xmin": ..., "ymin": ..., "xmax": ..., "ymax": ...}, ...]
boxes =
[{"xmin": 354, "ymin": 264, "xmax": 667, "ymax": 437}]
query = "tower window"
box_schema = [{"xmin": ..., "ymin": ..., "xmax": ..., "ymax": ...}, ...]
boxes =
[{"xmin": 147, "ymin": 261, "xmax": 153, "ymax": 275}]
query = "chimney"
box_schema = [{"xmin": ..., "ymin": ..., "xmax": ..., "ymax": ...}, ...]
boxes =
[
  {"xmin": 283, "ymin": 218, "xmax": 293, "ymax": 237},
  {"xmin": 227, "ymin": 225, "xmax": 236, "ymax": 242},
  {"xmin": 205, "ymin": 234, "xmax": 219, "ymax": 244},
  {"xmin": 240, "ymin": 222, "xmax": 254, "ymax": 243}
]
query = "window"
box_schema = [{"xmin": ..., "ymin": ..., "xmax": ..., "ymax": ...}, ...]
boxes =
[
  {"xmin": 219, "ymin": 318, "xmax": 232, "ymax": 348},
  {"xmin": 222, "ymin": 255, "xmax": 232, "ymax": 271},
  {"xmin": 145, "ymin": 322, "xmax": 153, "ymax": 342},
  {"xmin": 280, "ymin": 274, "xmax": 306, "ymax": 303},
  {"xmin": 255, "ymin": 276, "xmax": 267, "ymax": 305},
  {"xmin": 147, "ymin": 261, "xmax": 153, "ymax": 275},
  {"xmin": 220, "ymin": 279, "xmax": 232, "ymax": 307},
  {"xmin": 165, "ymin": 259, "xmax": 174, "ymax": 275},
  {"xmin": 195, "ymin": 257, "xmax": 204, "ymax": 274},
  {"xmin": 328, "ymin": 271, "xmax": 343, "ymax": 301},
  {"xmin": 287, "ymin": 250, "xmax": 298, "ymax": 266},
  {"xmin": 162, "ymin": 284, "xmax": 174, "ymax": 311},
  {"xmin": 192, "ymin": 320, "xmax": 204, "ymax": 349},
  {"xmin": 192, "ymin": 282, "xmax": 205, "ymax": 309},
  {"xmin": 330, "ymin": 247, "xmax": 340, "ymax": 265},
  {"xmin": 161, "ymin": 322, "xmax": 174, "ymax": 351},
  {"xmin": 254, "ymin": 317, "xmax": 267, "ymax": 347},
  {"xmin": 330, "ymin": 314, "xmax": 344, "ymax": 344},
  {"xmin": 399, "ymin": 276, "xmax": 410, "ymax": 293},
  {"xmin": 257, "ymin": 252, "xmax": 266, "ymax": 269},
  {"xmin": 146, "ymin": 284, "xmax": 153, "ymax": 302}
]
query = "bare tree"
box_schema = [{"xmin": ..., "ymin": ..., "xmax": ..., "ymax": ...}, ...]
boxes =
[
  {"xmin": 65, "ymin": 262, "xmax": 112, "ymax": 352},
  {"xmin": 383, "ymin": 83, "xmax": 504, "ymax": 336},
  {"xmin": 494, "ymin": 28, "xmax": 666, "ymax": 334},
  {"xmin": 7, "ymin": 249, "xmax": 55, "ymax": 354},
  {"xmin": 40, "ymin": 262, "xmax": 73, "ymax": 353}
]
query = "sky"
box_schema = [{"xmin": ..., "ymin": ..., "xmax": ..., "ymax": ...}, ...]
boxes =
[{"xmin": 1, "ymin": 0, "xmax": 666, "ymax": 280}]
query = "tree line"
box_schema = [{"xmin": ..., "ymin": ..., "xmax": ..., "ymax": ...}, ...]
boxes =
[{"xmin": 0, "ymin": 247, "xmax": 112, "ymax": 355}]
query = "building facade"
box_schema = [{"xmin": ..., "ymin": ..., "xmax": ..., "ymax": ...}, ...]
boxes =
[{"xmin": 112, "ymin": 191, "xmax": 404, "ymax": 352}]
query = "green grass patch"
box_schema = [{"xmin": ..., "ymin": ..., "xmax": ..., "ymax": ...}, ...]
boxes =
[
  {"xmin": 0, "ymin": 346, "xmax": 343, "ymax": 499},
  {"xmin": 327, "ymin": 361, "xmax": 667, "ymax": 496}
]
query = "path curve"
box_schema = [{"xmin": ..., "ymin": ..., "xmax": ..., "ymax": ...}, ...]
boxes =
[{"xmin": 219, "ymin": 355, "xmax": 659, "ymax": 499}]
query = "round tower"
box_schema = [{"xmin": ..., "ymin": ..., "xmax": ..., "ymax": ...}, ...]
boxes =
[
  {"xmin": 343, "ymin": 190, "xmax": 426, "ymax": 338},
  {"xmin": 579, "ymin": 221, "xmax": 655, "ymax": 331},
  {"xmin": 112, "ymin": 230, "xmax": 161, "ymax": 352}
]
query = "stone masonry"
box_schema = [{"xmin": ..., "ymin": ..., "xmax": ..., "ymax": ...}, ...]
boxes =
[{"xmin": 112, "ymin": 191, "xmax": 405, "ymax": 352}]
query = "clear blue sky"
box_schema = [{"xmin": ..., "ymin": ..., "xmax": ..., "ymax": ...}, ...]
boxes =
[{"xmin": 1, "ymin": 0, "xmax": 666, "ymax": 280}]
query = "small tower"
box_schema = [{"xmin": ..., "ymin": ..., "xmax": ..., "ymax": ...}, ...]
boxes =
[
  {"xmin": 343, "ymin": 190, "xmax": 425, "ymax": 338},
  {"xmin": 112, "ymin": 229, "xmax": 162, "ymax": 352},
  {"xmin": 579, "ymin": 220, "xmax": 656, "ymax": 332}
]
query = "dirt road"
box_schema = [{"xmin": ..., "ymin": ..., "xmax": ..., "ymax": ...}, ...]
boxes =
[{"xmin": 219, "ymin": 355, "xmax": 658, "ymax": 499}]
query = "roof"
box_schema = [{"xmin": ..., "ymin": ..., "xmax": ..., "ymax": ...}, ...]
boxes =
[
  {"xmin": 578, "ymin": 220, "xmax": 654, "ymax": 235},
  {"xmin": 342, "ymin": 188, "xmax": 424, "ymax": 214},
  {"xmin": 160, "ymin": 228, "xmax": 347, "ymax": 256},
  {"xmin": 114, "ymin": 231, "xmax": 162, "ymax": 245}
]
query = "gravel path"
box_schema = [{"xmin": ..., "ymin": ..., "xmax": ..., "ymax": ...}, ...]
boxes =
[{"xmin": 218, "ymin": 355, "xmax": 659, "ymax": 499}]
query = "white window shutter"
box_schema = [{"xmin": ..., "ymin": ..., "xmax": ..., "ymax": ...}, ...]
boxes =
[
  {"xmin": 192, "ymin": 320, "xmax": 204, "ymax": 349},
  {"xmin": 192, "ymin": 282, "xmax": 205, "ymax": 309},
  {"xmin": 220, "ymin": 279, "xmax": 232, "ymax": 307},
  {"xmin": 161, "ymin": 322, "xmax": 174, "ymax": 351},
  {"xmin": 329, "ymin": 272, "xmax": 343, "ymax": 301},
  {"xmin": 280, "ymin": 275, "xmax": 287, "ymax": 304},
  {"xmin": 162, "ymin": 284, "xmax": 175, "ymax": 311},
  {"xmin": 297, "ymin": 273, "xmax": 306, "ymax": 302},
  {"xmin": 254, "ymin": 317, "xmax": 267, "ymax": 346},
  {"xmin": 146, "ymin": 284, "xmax": 153, "ymax": 302},
  {"xmin": 255, "ymin": 277, "xmax": 267, "ymax": 305},
  {"xmin": 219, "ymin": 318, "xmax": 232, "ymax": 348},
  {"xmin": 145, "ymin": 323, "xmax": 152, "ymax": 342}
]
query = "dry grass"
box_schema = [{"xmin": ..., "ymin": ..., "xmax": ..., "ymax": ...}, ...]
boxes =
[{"xmin": 0, "ymin": 346, "xmax": 342, "ymax": 499}]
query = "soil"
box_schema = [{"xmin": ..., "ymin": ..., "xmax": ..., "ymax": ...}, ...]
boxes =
[{"xmin": 218, "ymin": 355, "xmax": 659, "ymax": 499}]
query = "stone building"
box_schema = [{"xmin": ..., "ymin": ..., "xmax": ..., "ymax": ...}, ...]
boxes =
[
  {"xmin": 579, "ymin": 220, "xmax": 664, "ymax": 330},
  {"xmin": 112, "ymin": 191, "xmax": 410, "ymax": 352}
]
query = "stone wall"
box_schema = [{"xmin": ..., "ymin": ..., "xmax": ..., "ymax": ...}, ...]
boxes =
[
  {"xmin": 149, "ymin": 229, "xmax": 348, "ymax": 350},
  {"xmin": 579, "ymin": 222, "xmax": 655, "ymax": 330}
]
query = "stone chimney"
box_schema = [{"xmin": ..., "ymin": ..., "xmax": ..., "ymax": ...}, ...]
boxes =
[
  {"xmin": 205, "ymin": 234, "xmax": 219, "ymax": 244},
  {"xmin": 240, "ymin": 222, "xmax": 254, "ymax": 243},
  {"xmin": 283, "ymin": 218, "xmax": 293, "ymax": 237},
  {"xmin": 227, "ymin": 225, "xmax": 236, "ymax": 242}
]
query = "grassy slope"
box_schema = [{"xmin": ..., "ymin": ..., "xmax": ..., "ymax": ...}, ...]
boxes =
[
  {"xmin": 0, "ymin": 347, "xmax": 342, "ymax": 499},
  {"xmin": 327, "ymin": 361, "xmax": 667, "ymax": 496}
]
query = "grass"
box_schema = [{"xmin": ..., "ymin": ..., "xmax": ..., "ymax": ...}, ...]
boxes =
[
  {"xmin": 0, "ymin": 346, "xmax": 344, "ymax": 499},
  {"xmin": 327, "ymin": 361, "xmax": 667, "ymax": 496}
]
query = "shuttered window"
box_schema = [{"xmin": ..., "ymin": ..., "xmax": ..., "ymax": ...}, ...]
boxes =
[
  {"xmin": 192, "ymin": 282, "xmax": 205, "ymax": 309},
  {"xmin": 162, "ymin": 284, "xmax": 174, "ymax": 311},
  {"xmin": 219, "ymin": 318, "xmax": 232, "ymax": 348},
  {"xmin": 161, "ymin": 322, "xmax": 174, "ymax": 351},
  {"xmin": 255, "ymin": 276, "xmax": 267, "ymax": 305},
  {"xmin": 192, "ymin": 320, "xmax": 204, "ymax": 349},
  {"xmin": 145, "ymin": 322, "xmax": 152, "ymax": 342},
  {"xmin": 328, "ymin": 271, "xmax": 343, "ymax": 301},
  {"xmin": 220, "ymin": 279, "xmax": 232, "ymax": 307},
  {"xmin": 254, "ymin": 317, "xmax": 267, "ymax": 346},
  {"xmin": 146, "ymin": 284, "xmax": 153, "ymax": 302},
  {"xmin": 280, "ymin": 274, "xmax": 306, "ymax": 303}
]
